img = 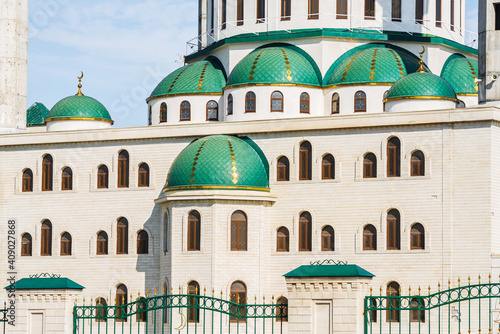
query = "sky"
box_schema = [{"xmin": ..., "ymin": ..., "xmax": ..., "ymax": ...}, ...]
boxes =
[{"xmin": 27, "ymin": 0, "xmax": 479, "ymax": 128}]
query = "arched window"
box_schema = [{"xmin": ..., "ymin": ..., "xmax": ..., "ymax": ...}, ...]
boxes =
[
  {"xmin": 354, "ymin": 91, "xmax": 366, "ymax": 112},
  {"xmin": 148, "ymin": 105, "xmax": 152, "ymax": 125},
  {"xmin": 411, "ymin": 298, "xmax": 425, "ymax": 322},
  {"xmin": 188, "ymin": 211, "xmax": 201, "ymax": 251},
  {"xmin": 117, "ymin": 218, "xmax": 129, "ymax": 254},
  {"xmin": 231, "ymin": 211, "xmax": 247, "ymax": 251},
  {"xmin": 116, "ymin": 284, "xmax": 128, "ymax": 322},
  {"xmin": 97, "ymin": 231, "xmax": 108, "ymax": 255},
  {"xmin": 98, "ymin": 165, "xmax": 109, "ymax": 189},
  {"xmin": 308, "ymin": 0, "xmax": 319, "ymax": 19},
  {"xmin": 331, "ymin": 93, "xmax": 340, "ymax": 114},
  {"xmin": 227, "ymin": 94, "xmax": 233, "ymax": 115},
  {"xmin": 281, "ymin": 0, "xmax": 291, "ymax": 20},
  {"xmin": 363, "ymin": 153, "xmax": 377, "ymax": 178},
  {"xmin": 387, "ymin": 137, "xmax": 401, "ymax": 177},
  {"xmin": 386, "ymin": 282, "xmax": 400, "ymax": 322},
  {"xmin": 22, "ymin": 169, "xmax": 33, "ymax": 192},
  {"xmin": 138, "ymin": 163, "xmax": 150, "ymax": 187},
  {"xmin": 21, "ymin": 233, "xmax": 32, "ymax": 256},
  {"xmin": 237, "ymin": 0, "xmax": 244, "ymax": 25},
  {"xmin": 41, "ymin": 220, "xmax": 52, "ymax": 256},
  {"xmin": 321, "ymin": 226, "xmax": 334, "ymax": 251},
  {"xmin": 230, "ymin": 281, "xmax": 247, "ymax": 322},
  {"xmin": 300, "ymin": 92, "xmax": 310, "ymax": 113},
  {"xmin": 188, "ymin": 281, "xmax": 200, "ymax": 323},
  {"xmin": 60, "ymin": 232, "xmax": 72, "ymax": 256},
  {"xmin": 245, "ymin": 92, "xmax": 256, "ymax": 112},
  {"xmin": 180, "ymin": 101, "xmax": 191, "ymax": 121},
  {"xmin": 322, "ymin": 154, "xmax": 335, "ymax": 179},
  {"xmin": 410, "ymin": 223, "xmax": 425, "ymax": 250},
  {"xmin": 136, "ymin": 298, "xmax": 147, "ymax": 322},
  {"xmin": 206, "ymin": 100, "xmax": 218, "ymax": 120},
  {"xmin": 336, "ymin": 0, "xmax": 347, "ymax": 19},
  {"xmin": 299, "ymin": 141, "xmax": 312, "ymax": 180},
  {"xmin": 415, "ymin": 0, "xmax": 424, "ymax": 24},
  {"xmin": 383, "ymin": 90, "xmax": 389, "ymax": 111},
  {"xmin": 277, "ymin": 156, "xmax": 290, "ymax": 181},
  {"xmin": 95, "ymin": 297, "xmax": 107, "ymax": 322},
  {"xmin": 457, "ymin": 100, "xmax": 466, "ymax": 108},
  {"xmin": 61, "ymin": 167, "xmax": 73, "ymax": 190},
  {"xmin": 369, "ymin": 299, "xmax": 377, "ymax": 322},
  {"xmin": 299, "ymin": 212, "xmax": 312, "ymax": 251},
  {"xmin": 411, "ymin": 151, "xmax": 425, "ymax": 176},
  {"xmin": 276, "ymin": 297, "xmax": 288, "ymax": 322},
  {"xmin": 392, "ymin": 0, "xmax": 401, "ymax": 21},
  {"xmin": 163, "ymin": 214, "xmax": 168, "ymax": 253},
  {"xmin": 42, "ymin": 154, "xmax": 53, "ymax": 191},
  {"xmin": 257, "ymin": 0, "xmax": 265, "ymax": 23},
  {"xmin": 364, "ymin": 0, "xmax": 375, "ymax": 18},
  {"xmin": 276, "ymin": 227, "xmax": 289, "ymax": 252},
  {"xmin": 118, "ymin": 150, "xmax": 129, "ymax": 188},
  {"xmin": 387, "ymin": 209, "xmax": 401, "ymax": 250},
  {"xmin": 363, "ymin": 225, "xmax": 377, "ymax": 250},
  {"xmin": 160, "ymin": 103, "xmax": 167, "ymax": 123},
  {"xmin": 271, "ymin": 91, "xmax": 284, "ymax": 112},
  {"xmin": 137, "ymin": 230, "xmax": 149, "ymax": 254}
]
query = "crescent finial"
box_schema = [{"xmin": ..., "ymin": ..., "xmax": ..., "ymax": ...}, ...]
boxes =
[
  {"xmin": 419, "ymin": 46, "xmax": 426, "ymax": 55},
  {"xmin": 77, "ymin": 71, "xmax": 84, "ymax": 80},
  {"xmin": 417, "ymin": 46, "xmax": 426, "ymax": 72},
  {"xmin": 76, "ymin": 71, "xmax": 84, "ymax": 96}
]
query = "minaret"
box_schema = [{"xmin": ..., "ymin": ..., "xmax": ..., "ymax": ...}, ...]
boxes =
[
  {"xmin": 0, "ymin": 0, "xmax": 28, "ymax": 131},
  {"xmin": 478, "ymin": 0, "xmax": 500, "ymax": 103}
]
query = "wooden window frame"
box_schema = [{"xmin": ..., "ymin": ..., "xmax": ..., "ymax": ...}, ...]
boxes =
[
  {"xmin": 116, "ymin": 285, "xmax": 128, "ymax": 322},
  {"xmin": 336, "ymin": 0, "xmax": 347, "ymax": 19},
  {"xmin": 281, "ymin": 0, "xmax": 291, "ymax": 20},
  {"xmin": 237, "ymin": 0, "xmax": 244, "ymax": 25},
  {"xmin": 436, "ymin": 0, "xmax": 442, "ymax": 26},
  {"xmin": 300, "ymin": 92, "xmax": 310, "ymax": 113},
  {"xmin": 276, "ymin": 297, "xmax": 288, "ymax": 322},
  {"xmin": 61, "ymin": 167, "xmax": 73, "ymax": 191},
  {"xmin": 322, "ymin": 154, "xmax": 335, "ymax": 180},
  {"xmin": 321, "ymin": 226, "xmax": 334, "ymax": 251},
  {"xmin": 364, "ymin": 0, "xmax": 375, "ymax": 19},
  {"xmin": 206, "ymin": 100, "xmax": 219, "ymax": 121},
  {"xmin": 188, "ymin": 282, "xmax": 201, "ymax": 323},
  {"xmin": 270, "ymin": 91, "xmax": 284, "ymax": 112},
  {"xmin": 415, "ymin": 0, "xmax": 424, "ymax": 24},
  {"xmin": 391, "ymin": 0, "xmax": 401, "ymax": 21},
  {"xmin": 277, "ymin": 156, "xmax": 290, "ymax": 181},
  {"xmin": 117, "ymin": 218, "xmax": 129, "ymax": 254},
  {"xmin": 21, "ymin": 233, "xmax": 32, "ymax": 256},
  {"xmin": 188, "ymin": 211, "xmax": 201, "ymax": 251},
  {"xmin": 387, "ymin": 137, "xmax": 401, "ymax": 177},
  {"xmin": 411, "ymin": 151, "xmax": 425, "ymax": 176},
  {"xmin": 363, "ymin": 225, "xmax": 377, "ymax": 250},
  {"xmin": 42, "ymin": 154, "xmax": 53, "ymax": 191},
  {"xmin": 60, "ymin": 232, "xmax": 72, "ymax": 256},
  {"xmin": 118, "ymin": 150, "xmax": 129, "ymax": 188},
  {"xmin": 41, "ymin": 220, "xmax": 52, "ymax": 256},
  {"xmin": 230, "ymin": 282, "xmax": 247, "ymax": 322},
  {"xmin": 308, "ymin": 0, "xmax": 319, "ymax": 19},
  {"xmin": 410, "ymin": 298, "xmax": 425, "ymax": 322},
  {"xmin": 410, "ymin": 223, "xmax": 425, "ymax": 250},
  {"xmin": 256, "ymin": 0, "xmax": 265, "ymax": 23},
  {"xmin": 386, "ymin": 282, "xmax": 401, "ymax": 322},
  {"xmin": 231, "ymin": 211, "xmax": 247, "ymax": 251},
  {"xmin": 299, "ymin": 141, "xmax": 312, "ymax": 180},
  {"xmin": 331, "ymin": 93, "xmax": 340, "ymax": 114},
  {"xmin": 354, "ymin": 91, "xmax": 366, "ymax": 112},
  {"xmin": 363, "ymin": 153, "xmax": 377, "ymax": 178},
  {"xmin": 298, "ymin": 212, "xmax": 312, "ymax": 251},
  {"xmin": 160, "ymin": 103, "xmax": 167, "ymax": 123},
  {"xmin": 95, "ymin": 298, "xmax": 108, "ymax": 322},
  {"xmin": 245, "ymin": 92, "xmax": 256, "ymax": 113},
  {"xmin": 227, "ymin": 94, "xmax": 233, "ymax": 115},
  {"xmin": 276, "ymin": 227, "xmax": 289, "ymax": 252},
  {"xmin": 97, "ymin": 231, "xmax": 108, "ymax": 255},
  {"xmin": 180, "ymin": 101, "xmax": 191, "ymax": 121},
  {"xmin": 98, "ymin": 165, "xmax": 109, "ymax": 189},
  {"xmin": 138, "ymin": 163, "xmax": 150, "ymax": 187},
  {"xmin": 387, "ymin": 210, "xmax": 401, "ymax": 250},
  {"xmin": 22, "ymin": 169, "xmax": 33, "ymax": 192},
  {"xmin": 450, "ymin": 0, "xmax": 455, "ymax": 31},
  {"xmin": 137, "ymin": 230, "xmax": 149, "ymax": 254}
]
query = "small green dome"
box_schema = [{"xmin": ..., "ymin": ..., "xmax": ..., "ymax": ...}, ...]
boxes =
[
  {"xmin": 149, "ymin": 61, "xmax": 226, "ymax": 100},
  {"xmin": 441, "ymin": 55, "xmax": 478, "ymax": 95},
  {"xmin": 46, "ymin": 95, "xmax": 112, "ymax": 122},
  {"xmin": 385, "ymin": 72, "xmax": 457, "ymax": 101},
  {"xmin": 227, "ymin": 45, "xmax": 321, "ymax": 87},
  {"xmin": 324, "ymin": 44, "xmax": 426, "ymax": 87},
  {"xmin": 164, "ymin": 135, "xmax": 269, "ymax": 192},
  {"xmin": 27, "ymin": 102, "xmax": 49, "ymax": 126}
]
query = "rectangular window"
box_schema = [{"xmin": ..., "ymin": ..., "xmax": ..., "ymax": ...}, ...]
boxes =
[
  {"xmin": 436, "ymin": 0, "xmax": 442, "ymax": 26},
  {"xmin": 337, "ymin": 0, "xmax": 347, "ymax": 19},
  {"xmin": 450, "ymin": 0, "xmax": 455, "ymax": 30},
  {"xmin": 257, "ymin": 0, "xmax": 265, "ymax": 23},
  {"xmin": 237, "ymin": 0, "xmax": 244, "ymax": 25},
  {"xmin": 415, "ymin": 0, "xmax": 424, "ymax": 24},
  {"xmin": 308, "ymin": 0, "xmax": 319, "ymax": 19},
  {"xmin": 222, "ymin": 0, "xmax": 227, "ymax": 29},
  {"xmin": 391, "ymin": 0, "xmax": 401, "ymax": 21},
  {"xmin": 210, "ymin": 0, "xmax": 215, "ymax": 32},
  {"xmin": 364, "ymin": 0, "xmax": 375, "ymax": 19},
  {"xmin": 281, "ymin": 0, "xmax": 291, "ymax": 20},
  {"xmin": 495, "ymin": 4, "xmax": 500, "ymax": 30}
]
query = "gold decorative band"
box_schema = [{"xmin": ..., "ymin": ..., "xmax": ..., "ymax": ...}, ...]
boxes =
[
  {"xmin": 324, "ymin": 82, "xmax": 394, "ymax": 89},
  {"xmin": 457, "ymin": 93, "xmax": 478, "ymax": 96},
  {"xmin": 384, "ymin": 96, "xmax": 458, "ymax": 103},
  {"xmin": 45, "ymin": 117, "xmax": 114, "ymax": 124},
  {"xmin": 223, "ymin": 83, "xmax": 321, "ymax": 90},
  {"xmin": 163, "ymin": 185, "xmax": 270, "ymax": 192},
  {"xmin": 146, "ymin": 93, "xmax": 222, "ymax": 102}
]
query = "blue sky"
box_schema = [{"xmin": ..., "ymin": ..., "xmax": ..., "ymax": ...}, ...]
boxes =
[{"xmin": 27, "ymin": 0, "xmax": 478, "ymax": 128}]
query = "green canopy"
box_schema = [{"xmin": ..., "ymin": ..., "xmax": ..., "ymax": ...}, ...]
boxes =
[
  {"xmin": 5, "ymin": 276, "xmax": 84, "ymax": 290},
  {"xmin": 284, "ymin": 264, "xmax": 374, "ymax": 278}
]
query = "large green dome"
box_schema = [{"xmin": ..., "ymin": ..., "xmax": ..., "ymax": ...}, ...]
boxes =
[
  {"xmin": 324, "ymin": 44, "xmax": 426, "ymax": 87},
  {"xmin": 164, "ymin": 135, "xmax": 270, "ymax": 192},
  {"xmin": 227, "ymin": 45, "xmax": 321, "ymax": 87},
  {"xmin": 149, "ymin": 61, "xmax": 226, "ymax": 100},
  {"xmin": 385, "ymin": 72, "xmax": 457, "ymax": 102},
  {"xmin": 46, "ymin": 95, "xmax": 112, "ymax": 123},
  {"xmin": 440, "ymin": 55, "xmax": 478, "ymax": 95}
]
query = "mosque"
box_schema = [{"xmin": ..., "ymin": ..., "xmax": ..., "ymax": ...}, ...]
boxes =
[{"xmin": 2, "ymin": 0, "xmax": 500, "ymax": 333}]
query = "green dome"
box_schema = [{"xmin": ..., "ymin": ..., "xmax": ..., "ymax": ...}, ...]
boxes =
[
  {"xmin": 324, "ymin": 44, "xmax": 426, "ymax": 87},
  {"xmin": 149, "ymin": 61, "xmax": 226, "ymax": 100},
  {"xmin": 164, "ymin": 135, "xmax": 269, "ymax": 192},
  {"xmin": 27, "ymin": 102, "xmax": 49, "ymax": 126},
  {"xmin": 227, "ymin": 45, "xmax": 321, "ymax": 87},
  {"xmin": 385, "ymin": 72, "xmax": 457, "ymax": 101},
  {"xmin": 46, "ymin": 95, "xmax": 112, "ymax": 122},
  {"xmin": 441, "ymin": 55, "xmax": 478, "ymax": 95}
]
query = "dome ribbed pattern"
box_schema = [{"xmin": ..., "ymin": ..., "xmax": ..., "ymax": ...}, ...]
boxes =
[
  {"xmin": 385, "ymin": 72, "xmax": 457, "ymax": 101},
  {"xmin": 441, "ymin": 56, "xmax": 479, "ymax": 95},
  {"xmin": 149, "ymin": 61, "xmax": 226, "ymax": 99},
  {"xmin": 164, "ymin": 135, "xmax": 269, "ymax": 192},
  {"xmin": 46, "ymin": 95, "xmax": 112, "ymax": 121},
  {"xmin": 227, "ymin": 46, "xmax": 321, "ymax": 87},
  {"xmin": 27, "ymin": 102, "xmax": 49, "ymax": 126}
]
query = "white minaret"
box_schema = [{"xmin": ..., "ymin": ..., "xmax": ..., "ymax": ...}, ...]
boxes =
[
  {"xmin": 0, "ymin": 0, "xmax": 28, "ymax": 131},
  {"xmin": 478, "ymin": 0, "xmax": 500, "ymax": 103}
]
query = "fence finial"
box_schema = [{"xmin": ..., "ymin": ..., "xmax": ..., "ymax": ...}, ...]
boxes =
[
  {"xmin": 418, "ymin": 286, "xmax": 421, "ymax": 294},
  {"xmin": 458, "ymin": 277, "xmax": 461, "ymax": 287},
  {"xmin": 154, "ymin": 287, "xmax": 157, "ymax": 296},
  {"xmin": 370, "ymin": 287, "xmax": 373, "ymax": 296},
  {"xmin": 479, "ymin": 274, "xmax": 481, "ymax": 284},
  {"xmin": 212, "ymin": 288, "xmax": 214, "ymax": 297},
  {"xmin": 221, "ymin": 290, "xmax": 223, "ymax": 299},
  {"xmin": 83, "ymin": 297, "xmax": 85, "ymax": 305},
  {"xmin": 428, "ymin": 285, "xmax": 431, "ymax": 295},
  {"xmin": 438, "ymin": 282, "xmax": 441, "ymax": 291},
  {"xmin": 146, "ymin": 289, "xmax": 149, "ymax": 297},
  {"xmin": 179, "ymin": 285, "xmax": 181, "ymax": 294},
  {"xmin": 74, "ymin": 298, "xmax": 77, "ymax": 305},
  {"xmin": 380, "ymin": 286, "xmax": 382, "ymax": 296},
  {"xmin": 107, "ymin": 297, "xmax": 109, "ymax": 303},
  {"xmin": 489, "ymin": 273, "xmax": 492, "ymax": 283},
  {"xmin": 91, "ymin": 297, "xmax": 93, "ymax": 304},
  {"xmin": 409, "ymin": 286, "xmax": 411, "ymax": 295},
  {"xmin": 468, "ymin": 276, "xmax": 471, "ymax": 284},
  {"xmin": 448, "ymin": 279, "xmax": 451, "ymax": 289},
  {"xmin": 255, "ymin": 295, "xmax": 257, "ymax": 304},
  {"xmin": 263, "ymin": 296, "xmax": 266, "ymax": 303},
  {"xmin": 138, "ymin": 291, "xmax": 141, "ymax": 298},
  {"xmin": 204, "ymin": 287, "xmax": 206, "ymax": 296}
]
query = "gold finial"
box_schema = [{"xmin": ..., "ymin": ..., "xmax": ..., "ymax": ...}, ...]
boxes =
[
  {"xmin": 255, "ymin": 295, "xmax": 257, "ymax": 303},
  {"xmin": 428, "ymin": 285, "xmax": 431, "ymax": 295},
  {"xmin": 204, "ymin": 287, "xmax": 206, "ymax": 296},
  {"xmin": 458, "ymin": 277, "xmax": 461, "ymax": 287},
  {"xmin": 83, "ymin": 297, "xmax": 85, "ymax": 305},
  {"xmin": 370, "ymin": 287, "xmax": 373, "ymax": 296},
  {"xmin": 448, "ymin": 280, "xmax": 451, "ymax": 289},
  {"xmin": 76, "ymin": 72, "xmax": 84, "ymax": 96},
  {"xmin": 417, "ymin": 46, "xmax": 426, "ymax": 73},
  {"xmin": 106, "ymin": 297, "xmax": 109, "ymax": 303},
  {"xmin": 154, "ymin": 287, "xmax": 157, "ymax": 296},
  {"xmin": 438, "ymin": 282, "xmax": 441, "ymax": 291},
  {"xmin": 479, "ymin": 274, "xmax": 481, "ymax": 284},
  {"xmin": 380, "ymin": 286, "xmax": 382, "ymax": 296},
  {"xmin": 263, "ymin": 296, "xmax": 266, "ymax": 303},
  {"xmin": 179, "ymin": 286, "xmax": 181, "ymax": 294},
  {"xmin": 418, "ymin": 286, "xmax": 421, "ymax": 294},
  {"xmin": 409, "ymin": 286, "xmax": 411, "ymax": 295},
  {"xmin": 138, "ymin": 291, "xmax": 141, "ymax": 297},
  {"xmin": 146, "ymin": 289, "xmax": 149, "ymax": 297},
  {"xmin": 212, "ymin": 289, "xmax": 214, "ymax": 297},
  {"xmin": 170, "ymin": 286, "xmax": 173, "ymax": 293},
  {"xmin": 489, "ymin": 274, "xmax": 492, "ymax": 283},
  {"xmin": 74, "ymin": 298, "xmax": 77, "ymax": 305},
  {"xmin": 221, "ymin": 290, "xmax": 223, "ymax": 299},
  {"xmin": 91, "ymin": 298, "xmax": 93, "ymax": 304}
]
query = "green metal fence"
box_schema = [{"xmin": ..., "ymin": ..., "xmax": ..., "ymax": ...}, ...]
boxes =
[
  {"xmin": 364, "ymin": 278, "xmax": 500, "ymax": 334},
  {"xmin": 73, "ymin": 292, "xmax": 287, "ymax": 334}
]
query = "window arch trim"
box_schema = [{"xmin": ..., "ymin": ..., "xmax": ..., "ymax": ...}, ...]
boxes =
[
  {"xmin": 206, "ymin": 100, "xmax": 219, "ymax": 121},
  {"xmin": 188, "ymin": 210, "xmax": 201, "ymax": 251},
  {"xmin": 180, "ymin": 101, "xmax": 191, "ymax": 121},
  {"xmin": 276, "ymin": 226, "xmax": 289, "ymax": 252},
  {"xmin": 61, "ymin": 166, "xmax": 73, "ymax": 191},
  {"xmin": 160, "ymin": 102, "xmax": 167, "ymax": 123},
  {"xmin": 138, "ymin": 162, "xmax": 150, "ymax": 187},
  {"xmin": 42, "ymin": 154, "xmax": 53, "ymax": 191},
  {"xmin": 270, "ymin": 91, "xmax": 284, "ymax": 112},
  {"xmin": 354, "ymin": 91, "xmax": 367, "ymax": 112},
  {"xmin": 277, "ymin": 156, "xmax": 290, "ymax": 181},
  {"xmin": 22, "ymin": 168, "xmax": 33, "ymax": 192},
  {"xmin": 97, "ymin": 164, "xmax": 109, "ymax": 189}
]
